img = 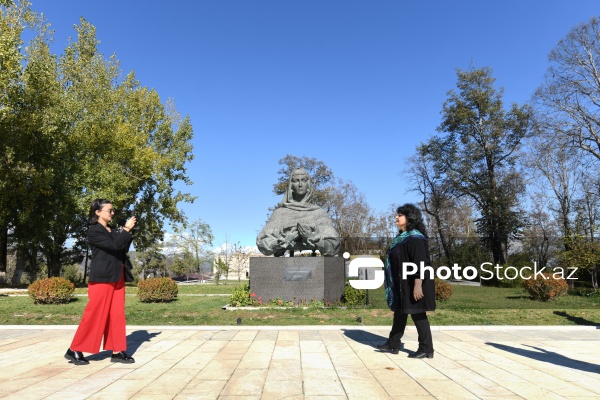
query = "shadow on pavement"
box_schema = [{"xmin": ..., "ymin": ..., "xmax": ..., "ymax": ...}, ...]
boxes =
[
  {"xmin": 84, "ymin": 330, "xmax": 162, "ymax": 361},
  {"xmin": 342, "ymin": 328, "xmax": 412, "ymax": 355},
  {"xmin": 342, "ymin": 329, "xmax": 386, "ymax": 347},
  {"xmin": 127, "ymin": 330, "xmax": 162, "ymax": 355},
  {"xmin": 553, "ymin": 311, "xmax": 600, "ymax": 327},
  {"xmin": 486, "ymin": 342, "xmax": 600, "ymax": 374}
]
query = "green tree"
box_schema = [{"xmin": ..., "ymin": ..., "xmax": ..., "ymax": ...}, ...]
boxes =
[
  {"xmin": 560, "ymin": 236, "xmax": 600, "ymax": 289},
  {"xmin": 168, "ymin": 219, "xmax": 214, "ymax": 276},
  {"xmin": 0, "ymin": 7, "xmax": 196, "ymax": 281},
  {"xmin": 169, "ymin": 251, "xmax": 196, "ymax": 281},
  {"xmin": 423, "ymin": 67, "xmax": 532, "ymax": 264},
  {"xmin": 213, "ymin": 258, "xmax": 229, "ymax": 285},
  {"xmin": 133, "ymin": 243, "xmax": 166, "ymax": 279},
  {"xmin": 0, "ymin": 0, "xmax": 40, "ymax": 276}
]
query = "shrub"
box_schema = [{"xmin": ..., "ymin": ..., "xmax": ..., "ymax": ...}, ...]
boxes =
[
  {"xmin": 229, "ymin": 283, "xmax": 261, "ymax": 306},
  {"xmin": 522, "ymin": 273, "xmax": 568, "ymax": 301},
  {"xmin": 137, "ymin": 277, "xmax": 178, "ymax": 303},
  {"xmin": 28, "ymin": 277, "xmax": 75, "ymax": 304},
  {"xmin": 342, "ymin": 283, "xmax": 366, "ymax": 306},
  {"xmin": 62, "ymin": 264, "xmax": 82, "ymax": 284},
  {"xmin": 435, "ymin": 278, "xmax": 453, "ymax": 301}
]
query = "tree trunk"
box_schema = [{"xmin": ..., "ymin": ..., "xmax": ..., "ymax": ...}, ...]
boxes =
[
  {"xmin": 27, "ymin": 245, "xmax": 38, "ymax": 282},
  {"xmin": 83, "ymin": 246, "xmax": 89, "ymax": 283},
  {"xmin": 47, "ymin": 248, "xmax": 62, "ymax": 277},
  {"xmin": 11, "ymin": 247, "xmax": 26, "ymax": 285},
  {"xmin": 0, "ymin": 224, "xmax": 7, "ymax": 274}
]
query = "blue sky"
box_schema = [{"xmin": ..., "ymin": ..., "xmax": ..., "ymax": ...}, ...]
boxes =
[{"xmin": 32, "ymin": 0, "xmax": 599, "ymax": 249}]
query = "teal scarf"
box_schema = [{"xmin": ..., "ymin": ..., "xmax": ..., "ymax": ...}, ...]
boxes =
[{"xmin": 384, "ymin": 229, "xmax": 425, "ymax": 310}]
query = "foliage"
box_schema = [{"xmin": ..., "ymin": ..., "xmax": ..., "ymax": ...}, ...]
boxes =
[
  {"xmin": 62, "ymin": 263, "xmax": 82, "ymax": 284},
  {"xmin": 0, "ymin": 2, "xmax": 195, "ymax": 283},
  {"xmin": 522, "ymin": 273, "xmax": 568, "ymax": 302},
  {"xmin": 267, "ymin": 298, "xmax": 296, "ymax": 307},
  {"xmin": 137, "ymin": 277, "xmax": 178, "ymax": 303},
  {"xmin": 169, "ymin": 251, "xmax": 196, "ymax": 279},
  {"xmin": 132, "ymin": 242, "xmax": 167, "ymax": 279},
  {"xmin": 421, "ymin": 67, "xmax": 532, "ymax": 264},
  {"xmin": 214, "ymin": 258, "xmax": 229, "ymax": 285},
  {"xmin": 167, "ymin": 219, "xmax": 214, "ymax": 277},
  {"xmin": 559, "ymin": 236, "xmax": 600, "ymax": 289},
  {"xmin": 342, "ymin": 283, "xmax": 367, "ymax": 306},
  {"xmin": 229, "ymin": 283, "xmax": 261, "ymax": 307},
  {"xmin": 434, "ymin": 278, "xmax": 453, "ymax": 301},
  {"xmin": 28, "ymin": 277, "xmax": 74, "ymax": 304}
]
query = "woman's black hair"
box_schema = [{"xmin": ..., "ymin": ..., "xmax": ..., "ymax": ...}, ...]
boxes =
[
  {"xmin": 88, "ymin": 198, "xmax": 112, "ymax": 225},
  {"xmin": 396, "ymin": 203, "xmax": 428, "ymax": 237}
]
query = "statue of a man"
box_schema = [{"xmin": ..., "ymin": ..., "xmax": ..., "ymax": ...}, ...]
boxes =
[{"xmin": 256, "ymin": 168, "xmax": 340, "ymax": 256}]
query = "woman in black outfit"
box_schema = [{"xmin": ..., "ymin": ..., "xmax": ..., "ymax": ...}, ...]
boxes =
[{"xmin": 378, "ymin": 203, "xmax": 436, "ymax": 358}]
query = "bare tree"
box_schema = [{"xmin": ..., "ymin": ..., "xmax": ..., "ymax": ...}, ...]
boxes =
[
  {"xmin": 535, "ymin": 16, "xmax": 600, "ymax": 162},
  {"xmin": 405, "ymin": 147, "xmax": 456, "ymax": 263},
  {"xmin": 323, "ymin": 178, "xmax": 380, "ymax": 255},
  {"xmin": 525, "ymin": 126, "xmax": 584, "ymax": 246},
  {"xmin": 168, "ymin": 219, "xmax": 214, "ymax": 277}
]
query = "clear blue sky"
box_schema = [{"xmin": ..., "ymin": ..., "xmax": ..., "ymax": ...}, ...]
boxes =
[{"xmin": 33, "ymin": 0, "xmax": 599, "ymax": 249}]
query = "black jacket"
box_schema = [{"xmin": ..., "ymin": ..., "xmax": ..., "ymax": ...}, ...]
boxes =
[
  {"xmin": 390, "ymin": 235, "xmax": 436, "ymax": 314},
  {"xmin": 87, "ymin": 223, "xmax": 134, "ymax": 283}
]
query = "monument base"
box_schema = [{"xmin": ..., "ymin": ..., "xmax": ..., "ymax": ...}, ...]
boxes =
[{"xmin": 249, "ymin": 257, "xmax": 345, "ymax": 303}]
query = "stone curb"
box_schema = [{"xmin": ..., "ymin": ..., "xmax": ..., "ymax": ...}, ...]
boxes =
[{"xmin": 0, "ymin": 324, "xmax": 597, "ymax": 330}]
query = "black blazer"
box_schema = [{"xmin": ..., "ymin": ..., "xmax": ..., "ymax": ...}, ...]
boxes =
[
  {"xmin": 87, "ymin": 223, "xmax": 134, "ymax": 283},
  {"xmin": 390, "ymin": 235, "xmax": 436, "ymax": 314}
]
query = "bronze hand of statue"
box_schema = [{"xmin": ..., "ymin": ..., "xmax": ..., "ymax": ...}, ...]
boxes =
[
  {"xmin": 297, "ymin": 223, "xmax": 320, "ymax": 247},
  {"xmin": 277, "ymin": 227, "xmax": 299, "ymax": 250}
]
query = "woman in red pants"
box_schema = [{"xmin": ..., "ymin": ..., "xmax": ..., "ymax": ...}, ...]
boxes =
[{"xmin": 65, "ymin": 199, "xmax": 136, "ymax": 365}]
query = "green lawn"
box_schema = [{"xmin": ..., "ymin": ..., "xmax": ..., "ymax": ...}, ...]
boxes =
[{"xmin": 2, "ymin": 283, "xmax": 598, "ymax": 326}]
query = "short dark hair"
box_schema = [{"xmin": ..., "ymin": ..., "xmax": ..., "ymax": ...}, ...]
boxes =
[
  {"xmin": 396, "ymin": 203, "xmax": 428, "ymax": 237},
  {"xmin": 88, "ymin": 199, "xmax": 112, "ymax": 225}
]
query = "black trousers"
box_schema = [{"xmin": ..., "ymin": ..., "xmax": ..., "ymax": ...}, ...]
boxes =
[{"xmin": 389, "ymin": 310, "xmax": 434, "ymax": 353}]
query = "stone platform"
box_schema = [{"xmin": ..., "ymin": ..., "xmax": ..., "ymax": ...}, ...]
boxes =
[{"xmin": 249, "ymin": 257, "xmax": 345, "ymax": 303}]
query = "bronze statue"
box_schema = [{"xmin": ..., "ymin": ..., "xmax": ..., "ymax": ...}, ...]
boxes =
[{"xmin": 257, "ymin": 168, "xmax": 340, "ymax": 256}]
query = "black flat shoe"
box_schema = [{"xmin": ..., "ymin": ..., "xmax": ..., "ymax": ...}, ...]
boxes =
[
  {"xmin": 408, "ymin": 350, "xmax": 434, "ymax": 359},
  {"xmin": 64, "ymin": 348, "xmax": 89, "ymax": 365},
  {"xmin": 376, "ymin": 340, "xmax": 403, "ymax": 354},
  {"xmin": 111, "ymin": 351, "xmax": 135, "ymax": 363}
]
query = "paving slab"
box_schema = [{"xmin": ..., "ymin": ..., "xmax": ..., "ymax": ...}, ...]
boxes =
[{"xmin": 0, "ymin": 325, "xmax": 598, "ymax": 399}]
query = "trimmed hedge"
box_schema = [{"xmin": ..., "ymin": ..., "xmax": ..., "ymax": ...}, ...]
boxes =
[
  {"xmin": 28, "ymin": 277, "xmax": 75, "ymax": 304},
  {"xmin": 435, "ymin": 278, "xmax": 453, "ymax": 301},
  {"xmin": 137, "ymin": 277, "xmax": 178, "ymax": 303},
  {"xmin": 522, "ymin": 273, "xmax": 568, "ymax": 301}
]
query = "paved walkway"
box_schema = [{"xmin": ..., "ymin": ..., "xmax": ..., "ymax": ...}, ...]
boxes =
[{"xmin": 0, "ymin": 325, "xmax": 598, "ymax": 399}]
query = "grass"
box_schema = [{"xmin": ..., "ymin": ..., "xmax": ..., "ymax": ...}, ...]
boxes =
[{"xmin": 2, "ymin": 283, "xmax": 599, "ymax": 326}]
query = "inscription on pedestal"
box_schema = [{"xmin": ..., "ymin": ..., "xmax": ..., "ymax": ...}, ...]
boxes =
[{"xmin": 250, "ymin": 257, "xmax": 344, "ymax": 303}]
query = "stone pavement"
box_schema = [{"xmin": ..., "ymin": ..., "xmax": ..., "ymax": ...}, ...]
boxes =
[{"xmin": 0, "ymin": 325, "xmax": 599, "ymax": 400}]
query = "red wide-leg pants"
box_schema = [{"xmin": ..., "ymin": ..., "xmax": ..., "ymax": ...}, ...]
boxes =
[{"xmin": 70, "ymin": 274, "xmax": 127, "ymax": 354}]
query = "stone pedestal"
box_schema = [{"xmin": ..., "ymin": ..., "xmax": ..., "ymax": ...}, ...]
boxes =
[{"xmin": 249, "ymin": 257, "xmax": 345, "ymax": 303}]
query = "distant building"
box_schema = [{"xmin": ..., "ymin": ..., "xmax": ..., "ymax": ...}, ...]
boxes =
[{"xmin": 213, "ymin": 250, "xmax": 265, "ymax": 280}]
